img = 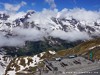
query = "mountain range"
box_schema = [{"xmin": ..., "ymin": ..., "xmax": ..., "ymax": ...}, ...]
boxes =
[{"xmin": 0, "ymin": 8, "xmax": 100, "ymax": 75}]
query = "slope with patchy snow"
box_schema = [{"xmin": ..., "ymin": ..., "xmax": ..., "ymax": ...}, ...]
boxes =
[
  {"xmin": 0, "ymin": 48, "xmax": 12, "ymax": 75},
  {"xmin": 5, "ymin": 51, "xmax": 56, "ymax": 75}
]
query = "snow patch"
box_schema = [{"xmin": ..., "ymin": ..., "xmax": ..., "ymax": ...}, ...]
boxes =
[{"xmin": 49, "ymin": 51, "xmax": 56, "ymax": 55}]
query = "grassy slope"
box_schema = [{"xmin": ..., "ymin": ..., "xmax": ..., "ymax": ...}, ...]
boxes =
[{"xmin": 57, "ymin": 38, "xmax": 100, "ymax": 60}]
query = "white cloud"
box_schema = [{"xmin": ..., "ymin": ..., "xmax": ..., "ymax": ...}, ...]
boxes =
[
  {"xmin": 0, "ymin": 33, "xmax": 25, "ymax": 47},
  {"xmin": 50, "ymin": 30, "xmax": 91, "ymax": 42},
  {"xmin": 45, "ymin": 0, "xmax": 56, "ymax": 9},
  {"xmin": 0, "ymin": 27, "xmax": 46, "ymax": 47},
  {"xmin": 58, "ymin": 8, "xmax": 100, "ymax": 23},
  {"xmin": 4, "ymin": 1, "xmax": 27, "ymax": 12},
  {"xmin": 13, "ymin": 27, "xmax": 45, "ymax": 41}
]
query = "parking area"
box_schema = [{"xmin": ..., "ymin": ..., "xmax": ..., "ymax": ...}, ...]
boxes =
[{"xmin": 35, "ymin": 56, "xmax": 100, "ymax": 75}]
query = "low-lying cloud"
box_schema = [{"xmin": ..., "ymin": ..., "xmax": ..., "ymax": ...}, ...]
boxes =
[
  {"xmin": 0, "ymin": 8, "xmax": 100, "ymax": 47},
  {"xmin": 0, "ymin": 27, "xmax": 46, "ymax": 47},
  {"xmin": 50, "ymin": 30, "xmax": 91, "ymax": 42}
]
